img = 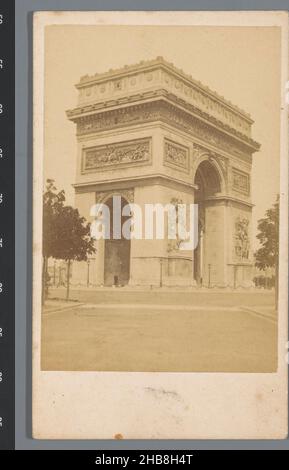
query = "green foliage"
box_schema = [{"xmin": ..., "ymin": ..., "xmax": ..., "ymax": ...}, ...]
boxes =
[
  {"xmin": 43, "ymin": 179, "xmax": 95, "ymax": 263},
  {"xmin": 253, "ymin": 274, "xmax": 275, "ymax": 289},
  {"xmin": 42, "ymin": 179, "xmax": 96, "ymax": 300},
  {"xmin": 255, "ymin": 197, "xmax": 279, "ymax": 270},
  {"xmin": 43, "ymin": 179, "xmax": 65, "ymax": 259},
  {"xmin": 52, "ymin": 205, "xmax": 96, "ymax": 262}
]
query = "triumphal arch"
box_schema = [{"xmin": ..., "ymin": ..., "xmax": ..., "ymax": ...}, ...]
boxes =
[{"xmin": 67, "ymin": 57, "xmax": 260, "ymax": 288}]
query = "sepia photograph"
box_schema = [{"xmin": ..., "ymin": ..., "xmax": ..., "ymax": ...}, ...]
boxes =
[
  {"xmin": 40, "ymin": 22, "xmax": 280, "ymax": 373},
  {"xmin": 32, "ymin": 11, "xmax": 288, "ymax": 439}
]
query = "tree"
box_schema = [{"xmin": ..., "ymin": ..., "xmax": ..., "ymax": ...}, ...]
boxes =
[
  {"xmin": 255, "ymin": 197, "xmax": 279, "ymax": 308},
  {"xmin": 43, "ymin": 180, "xmax": 96, "ymax": 301},
  {"xmin": 52, "ymin": 205, "xmax": 96, "ymax": 300},
  {"xmin": 42, "ymin": 180, "xmax": 65, "ymax": 304}
]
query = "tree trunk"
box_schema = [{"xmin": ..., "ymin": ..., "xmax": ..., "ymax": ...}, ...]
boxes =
[{"xmin": 66, "ymin": 259, "xmax": 71, "ymax": 301}]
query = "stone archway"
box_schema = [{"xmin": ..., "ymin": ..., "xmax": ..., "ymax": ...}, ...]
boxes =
[
  {"xmin": 193, "ymin": 159, "xmax": 223, "ymax": 286},
  {"xmin": 104, "ymin": 196, "xmax": 131, "ymax": 286}
]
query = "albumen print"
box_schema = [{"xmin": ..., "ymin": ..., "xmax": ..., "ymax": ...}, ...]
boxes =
[{"xmin": 33, "ymin": 11, "xmax": 288, "ymax": 439}]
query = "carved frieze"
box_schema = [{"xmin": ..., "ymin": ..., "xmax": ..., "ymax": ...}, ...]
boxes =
[
  {"xmin": 162, "ymin": 104, "xmax": 249, "ymax": 160},
  {"xmin": 164, "ymin": 139, "xmax": 189, "ymax": 173},
  {"xmin": 167, "ymin": 197, "xmax": 185, "ymax": 253},
  {"xmin": 76, "ymin": 101, "xmax": 253, "ymax": 162},
  {"xmin": 234, "ymin": 217, "xmax": 250, "ymax": 260},
  {"xmin": 82, "ymin": 138, "xmax": 151, "ymax": 172},
  {"xmin": 160, "ymin": 71, "xmax": 251, "ymax": 136},
  {"xmin": 232, "ymin": 168, "xmax": 250, "ymax": 195},
  {"xmin": 77, "ymin": 105, "xmax": 160, "ymax": 135}
]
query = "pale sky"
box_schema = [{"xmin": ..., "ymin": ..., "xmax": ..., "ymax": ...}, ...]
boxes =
[{"xmin": 44, "ymin": 25, "xmax": 281, "ymax": 247}]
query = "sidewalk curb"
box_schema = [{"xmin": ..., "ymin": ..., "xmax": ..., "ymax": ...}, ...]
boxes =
[
  {"xmin": 240, "ymin": 306, "xmax": 277, "ymax": 323},
  {"xmin": 43, "ymin": 302, "xmax": 85, "ymax": 315}
]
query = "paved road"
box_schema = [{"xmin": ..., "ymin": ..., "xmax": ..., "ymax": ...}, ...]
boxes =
[
  {"xmin": 48, "ymin": 287, "xmax": 275, "ymax": 308},
  {"xmin": 42, "ymin": 289, "xmax": 277, "ymax": 373}
]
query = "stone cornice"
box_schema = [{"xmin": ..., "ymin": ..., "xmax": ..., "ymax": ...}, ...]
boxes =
[
  {"xmin": 73, "ymin": 180, "xmax": 253, "ymax": 207},
  {"xmin": 67, "ymin": 98, "xmax": 260, "ymax": 157},
  {"xmin": 68, "ymin": 89, "xmax": 259, "ymax": 148},
  {"xmin": 73, "ymin": 173, "xmax": 198, "ymax": 195},
  {"xmin": 68, "ymin": 57, "xmax": 260, "ymax": 141},
  {"xmin": 76, "ymin": 56, "xmax": 252, "ymax": 122},
  {"xmin": 204, "ymin": 195, "xmax": 253, "ymax": 208}
]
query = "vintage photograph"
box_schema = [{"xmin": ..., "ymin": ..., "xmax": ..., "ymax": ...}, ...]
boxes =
[
  {"xmin": 39, "ymin": 22, "xmax": 282, "ymax": 374},
  {"xmin": 32, "ymin": 10, "xmax": 288, "ymax": 441}
]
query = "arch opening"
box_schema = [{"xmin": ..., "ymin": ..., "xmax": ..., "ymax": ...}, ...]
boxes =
[
  {"xmin": 193, "ymin": 160, "xmax": 222, "ymax": 286},
  {"xmin": 104, "ymin": 196, "xmax": 131, "ymax": 286}
]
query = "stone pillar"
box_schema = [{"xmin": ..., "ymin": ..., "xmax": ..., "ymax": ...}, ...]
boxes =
[
  {"xmin": 227, "ymin": 202, "xmax": 254, "ymax": 288},
  {"xmin": 73, "ymin": 191, "xmax": 100, "ymax": 286},
  {"xmin": 129, "ymin": 183, "xmax": 195, "ymax": 287},
  {"xmin": 202, "ymin": 200, "xmax": 228, "ymax": 287},
  {"xmin": 129, "ymin": 185, "xmax": 168, "ymax": 286}
]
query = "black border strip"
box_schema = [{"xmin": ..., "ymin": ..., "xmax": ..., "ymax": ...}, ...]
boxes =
[{"xmin": 0, "ymin": 0, "xmax": 15, "ymax": 450}]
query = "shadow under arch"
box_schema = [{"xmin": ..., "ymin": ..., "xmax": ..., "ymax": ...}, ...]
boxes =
[
  {"xmin": 193, "ymin": 158, "xmax": 223, "ymax": 286},
  {"xmin": 103, "ymin": 195, "xmax": 131, "ymax": 286}
]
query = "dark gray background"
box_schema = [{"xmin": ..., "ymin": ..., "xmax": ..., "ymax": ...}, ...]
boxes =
[{"xmin": 15, "ymin": 0, "xmax": 289, "ymax": 449}]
